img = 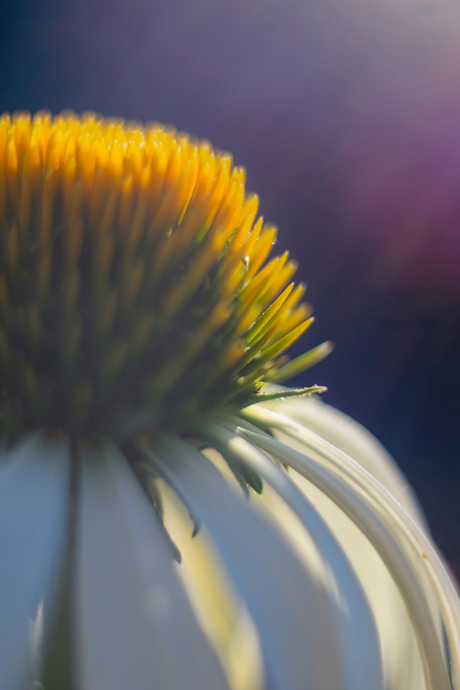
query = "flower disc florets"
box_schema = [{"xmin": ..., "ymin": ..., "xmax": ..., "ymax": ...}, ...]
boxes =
[{"xmin": 0, "ymin": 111, "xmax": 326, "ymax": 440}]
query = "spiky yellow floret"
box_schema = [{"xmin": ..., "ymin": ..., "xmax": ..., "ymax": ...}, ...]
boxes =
[{"xmin": 0, "ymin": 110, "xmax": 326, "ymax": 439}]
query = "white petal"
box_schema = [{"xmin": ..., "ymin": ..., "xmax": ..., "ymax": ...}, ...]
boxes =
[
  {"xmin": 270, "ymin": 394, "xmax": 425, "ymax": 525},
  {"xmin": 237, "ymin": 415, "xmax": 452, "ymax": 690},
  {"xmin": 194, "ymin": 423, "xmax": 386, "ymax": 690},
  {"xmin": 150, "ymin": 433, "xmax": 379, "ymax": 690},
  {"xmin": 75, "ymin": 440, "xmax": 229, "ymax": 690},
  {"xmin": 242, "ymin": 400, "xmax": 460, "ymax": 690},
  {"xmin": 0, "ymin": 434, "xmax": 70, "ymax": 690}
]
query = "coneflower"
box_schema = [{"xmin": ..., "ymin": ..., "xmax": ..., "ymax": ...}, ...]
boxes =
[{"xmin": 0, "ymin": 110, "xmax": 457, "ymax": 690}]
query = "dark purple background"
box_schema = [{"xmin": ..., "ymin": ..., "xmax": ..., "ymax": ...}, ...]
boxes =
[{"xmin": 1, "ymin": 0, "xmax": 459, "ymax": 575}]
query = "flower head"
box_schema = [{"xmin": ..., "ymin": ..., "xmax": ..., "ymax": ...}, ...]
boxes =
[
  {"xmin": 0, "ymin": 110, "xmax": 329, "ymax": 441},
  {"xmin": 0, "ymin": 111, "xmax": 458, "ymax": 690}
]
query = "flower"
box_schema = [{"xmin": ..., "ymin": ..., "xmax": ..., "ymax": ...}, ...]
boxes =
[{"xmin": 0, "ymin": 110, "xmax": 458, "ymax": 690}]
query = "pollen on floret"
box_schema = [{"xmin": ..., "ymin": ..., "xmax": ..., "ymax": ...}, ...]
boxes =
[{"xmin": 0, "ymin": 110, "xmax": 326, "ymax": 440}]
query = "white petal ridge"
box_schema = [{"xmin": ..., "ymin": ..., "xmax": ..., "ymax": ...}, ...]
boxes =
[
  {"xmin": 246, "ymin": 397, "xmax": 460, "ymax": 690},
  {"xmin": 148, "ymin": 432, "xmax": 382, "ymax": 690},
  {"xmin": 199, "ymin": 420, "xmax": 386, "ymax": 690},
  {"xmin": 238, "ymin": 405, "xmax": 454, "ymax": 690},
  {"xmin": 75, "ymin": 440, "xmax": 230, "ymax": 690},
  {"xmin": 267, "ymin": 394, "xmax": 426, "ymax": 524},
  {"xmin": 0, "ymin": 434, "xmax": 70, "ymax": 690}
]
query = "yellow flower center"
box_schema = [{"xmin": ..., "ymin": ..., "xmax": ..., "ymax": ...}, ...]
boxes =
[{"xmin": 0, "ymin": 110, "xmax": 316, "ymax": 439}]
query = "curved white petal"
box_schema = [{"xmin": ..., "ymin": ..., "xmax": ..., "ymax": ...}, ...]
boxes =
[
  {"xmin": 0, "ymin": 433, "xmax": 70, "ymax": 690},
  {"xmin": 237, "ymin": 412, "xmax": 451, "ymax": 690},
  {"xmin": 193, "ymin": 423, "xmax": 385, "ymax": 690},
  {"xmin": 268, "ymin": 395, "xmax": 426, "ymax": 525},
  {"xmin": 241, "ymin": 398, "xmax": 460, "ymax": 690},
  {"xmin": 75, "ymin": 440, "xmax": 230, "ymax": 690},
  {"xmin": 149, "ymin": 433, "xmax": 383, "ymax": 690}
]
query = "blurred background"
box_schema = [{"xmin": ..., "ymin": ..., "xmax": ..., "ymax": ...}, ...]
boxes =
[{"xmin": 1, "ymin": 0, "xmax": 459, "ymax": 575}]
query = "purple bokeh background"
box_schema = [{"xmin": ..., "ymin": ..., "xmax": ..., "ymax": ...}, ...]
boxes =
[{"xmin": 1, "ymin": 0, "xmax": 460, "ymax": 574}]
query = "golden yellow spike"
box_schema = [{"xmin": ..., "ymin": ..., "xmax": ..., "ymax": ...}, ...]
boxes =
[
  {"xmin": 148, "ymin": 148, "xmax": 218, "ymax": 278},
  {"xmin": 18, "ymin": 174, "xmax": 31, "ymax": 241},
  {"xmin": 235, "ymin": 304, "xmax": 263, "ymax": 335},
  {"xmin": 240, "ymin": 316, "xmax": 314, "ymax": 380},
  {"xmin": 237, "ymin": 255, "xmax": 281, "ymax": 308},
  {"xmin": 0, "ymin": 117, "xmax": 8, "ymax": 168},
  {"xmin": 244, "ymin": 225, "xmax": 277, "ymax": 283},
  {"xmin": 0, "ymin": 111, "xmax": 323, "ymax": 435},
  {"xmin": 246, "ymin": 283, "xmax": 295, "ymax": 344},
  {"xmin": 253, "ymin": 251, "xmax": 290, "ymax": 308},
  {"xmin": 231, "ymin": 195, "xmax": 259, "ymax": 252},
  {"xmin": 117, "ymin": 174, "xmax": 135, "ymax": 234},
  {"xmin": 273, "ymin": 302, "xmax": 313, "ymax": 342},
  {"xmin": 12, "ymin": 112, "xmax": 31, "ymax": 161},
  {"xmin": 282, "ymin": 282, "xmax": 307, "ymax": 314},
  {"xmin": 201, "ymin": 154, "xmax": 232, "ymax": 232},
  {"xmin": 260, "ymin": 259, "xmax": 298, "ymax": 308},
  {"xmin": 6, "ymin": 138, "xmax": 19, "ymax": 211},
  {"xmin": 157, "ymin": 236, "xmax": 222, "ymax": 326},
  {"xmin": 241, "ymin": 215, "xmax": 262, "ymax": 264},
  {"xmin": 208, "ymin": 168, "xmax": 245, "ymax": 241}
]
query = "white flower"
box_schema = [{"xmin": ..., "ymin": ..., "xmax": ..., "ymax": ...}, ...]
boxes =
[
  {"xmin": 0, "ymin": 395, "xmax": 458, "ymax": 690},
  {"xmin": 0, "ymin": 111, "xmax": 458, "ymax": 690}
]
